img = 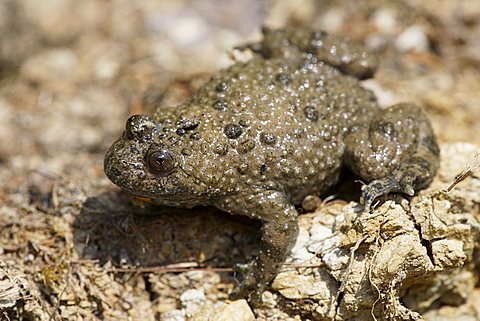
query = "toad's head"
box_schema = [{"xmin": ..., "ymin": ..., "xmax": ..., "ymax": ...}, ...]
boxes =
[{"xmin": 104, "ymin": 114, "xmax": 212, "ymax": 207}]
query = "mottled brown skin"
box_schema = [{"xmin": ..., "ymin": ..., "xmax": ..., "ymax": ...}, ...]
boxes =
[{"xmin": 104, "ymin": 27, "xmax": 439, "ymax": 301}]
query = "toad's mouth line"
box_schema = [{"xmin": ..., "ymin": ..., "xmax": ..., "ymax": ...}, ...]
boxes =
[
  {"xmin": 128, "ymin": 188, "xmax": 202, "ymax": 204},
  {"xmin": 123, "ymin": 169, "xmax": 210, "ymax": 202}
]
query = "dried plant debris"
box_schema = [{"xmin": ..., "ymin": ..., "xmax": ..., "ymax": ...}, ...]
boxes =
[
  {"xmin": 0, "ymin": 261, "xmax": 48, "ymax": 320},
  {"xmin": 0, "ymin": 263, "xmax": 31, "ymax": 309},
  {"xmin": 445, "ymin": 150, "xmax": 480, "ymax": 192}
]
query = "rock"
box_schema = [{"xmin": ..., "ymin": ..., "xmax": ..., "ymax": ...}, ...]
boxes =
[
  {"xmin": 431, "ymin": 240, "xmax": 467, "ymax": 269},
  {"xmin": 372, "ymin": 7, "xmax": 397, "ymax": 34},
  {"xmin": 191, "ymin": 300, "xmax": 255, "ymax": 321},
  {"xmin": 395, "ymin": 25, "xmax": 429, "ymax": 52},
  {"xmin": 163, "ymin": 309, "xmax": 186, "ymax": 321},
  {"xmin": 180, "ymin": 288, "xmax": 206, "ymax": 315},
  {"xmin": 317, "ymin": 6, "xmax": 346, "ymax": 33}
]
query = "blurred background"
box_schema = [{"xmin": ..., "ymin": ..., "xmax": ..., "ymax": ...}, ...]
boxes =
[{"xmin": 1, "ymin": 0, "xmax": 479, "ymax": 320}]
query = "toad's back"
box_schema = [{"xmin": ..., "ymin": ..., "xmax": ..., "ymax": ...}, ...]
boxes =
[{"xmin": 158, "ymin": 55, "xmax": 378, "ymax": 203}]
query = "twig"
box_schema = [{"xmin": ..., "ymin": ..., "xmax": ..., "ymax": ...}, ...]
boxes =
[
  {"xmin": 110, "ymin": 262, "xmax": 233, "ymax": 274},
  {"xmin": 445, "ymin": 151, "xmax": 480, "ymax": 192}
]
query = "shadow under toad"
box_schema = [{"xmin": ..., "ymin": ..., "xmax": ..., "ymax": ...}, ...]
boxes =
[{"xmin": 72, "ymin": 189, "xmax": 261, "ymax": 273}]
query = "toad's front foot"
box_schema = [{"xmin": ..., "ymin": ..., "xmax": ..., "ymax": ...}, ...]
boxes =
[
  {"xmin": 360, "ymin": 177, "xmax": 415, "ymax": 212},
  {"xmin": 218, "ymin": 190, "xmax": 299, "ymax": 304}
]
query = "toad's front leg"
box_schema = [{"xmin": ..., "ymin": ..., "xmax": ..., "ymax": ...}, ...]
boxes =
[
  {"xmin": 216, "ymin": 190, "xmax": 299, "ymax": 302},
  {"xmin": 344, "ymin": 103, "xmax": 440, "ymax": 212}
]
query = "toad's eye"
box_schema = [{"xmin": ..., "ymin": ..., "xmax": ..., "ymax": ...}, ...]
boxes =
[{"xmin": 145, "ymin": 149, "xmax": 176, "ymax": 176}]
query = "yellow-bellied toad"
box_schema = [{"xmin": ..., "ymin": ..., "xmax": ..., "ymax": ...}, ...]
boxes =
[{"xmin": 104, "ymin": 27, "xmax": 440, "ymax": 301}]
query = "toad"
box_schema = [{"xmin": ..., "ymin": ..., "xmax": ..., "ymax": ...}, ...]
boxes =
[{"xmin": 104, "ymin": 27, "xmax": 439, "ymax": 301}]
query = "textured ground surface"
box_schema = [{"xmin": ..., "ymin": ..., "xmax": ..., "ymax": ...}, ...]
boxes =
[{"xmin": 1, "ymin": 0, "xmax": 479, "ymax": 320}]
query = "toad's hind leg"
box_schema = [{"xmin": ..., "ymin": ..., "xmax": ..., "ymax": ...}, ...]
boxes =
[
  {"xmin": 344, "ymin": 103, "xmax": 440, "ymax": 212},
  {"xmin": 253, "ymin": 27, "xmax": 379, "ymax": 79}
]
